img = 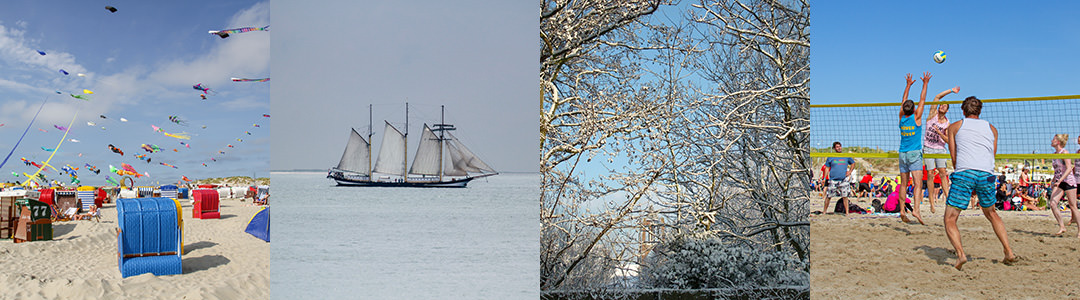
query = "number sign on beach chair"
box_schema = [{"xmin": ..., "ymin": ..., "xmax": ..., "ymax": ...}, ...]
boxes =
[
  {"xmin": 117, "ymin": 197, "xmax": 183, "ymax": 277},
  {"xmin": 193, "ymin": 189, "xmax": 220, "ymax": 219},
  {"xmin": 13, "ymin": 200, "xmax": 52, "ymax": 243}
]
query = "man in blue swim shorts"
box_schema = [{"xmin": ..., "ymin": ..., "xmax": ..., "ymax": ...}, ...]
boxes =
[{"xmin": 943, "ymin": 96, "xmax": 1019, "ymax": 270}]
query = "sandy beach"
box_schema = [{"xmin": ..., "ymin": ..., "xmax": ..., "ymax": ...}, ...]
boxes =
[
  {"xmin": 810, "ymin": 194, "xmax": 1080, "ymax": 299},
  {"xmin": 0, "ymin": 194, "xmax": 269, "ymax": 300}
]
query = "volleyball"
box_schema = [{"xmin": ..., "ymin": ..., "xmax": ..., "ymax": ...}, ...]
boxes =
[{"xmin": 933, "ymin": 50, "xmax": 946, "ymax": 64}]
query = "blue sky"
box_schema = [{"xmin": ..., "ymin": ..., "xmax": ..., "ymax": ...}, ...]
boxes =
[
  {"xmin": 811, "ymin": 1, "xmax": 1080, "ymax": 153},
  {"xmin": 0, "ymin": 1, "xmax": 269, "ymax": 186},
  {"xmin": 812, "ymin": 1, "xmax": 1080, "ymax": 103}
]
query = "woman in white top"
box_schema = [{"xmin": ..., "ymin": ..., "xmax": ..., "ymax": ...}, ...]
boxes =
[
  {"xmin": 924, "ymin": 86, "xmax": 959, "ymax": 213},
  {"xmin": 1049, "ymin": 134, "xmax": 1078, "ymax": 237}
]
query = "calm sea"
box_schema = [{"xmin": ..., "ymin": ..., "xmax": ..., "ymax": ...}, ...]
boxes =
[{"xmin": 270, "ymin": 172, "xmax": 539, "ymax": 299}]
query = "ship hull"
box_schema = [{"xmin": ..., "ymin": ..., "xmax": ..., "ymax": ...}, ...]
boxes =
[{"xmin": 327, "ymin": 172, "xmax": 476, "ymax": 188}]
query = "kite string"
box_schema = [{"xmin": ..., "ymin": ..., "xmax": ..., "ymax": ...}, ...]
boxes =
[
  {"xmin": 22, "ymin": 111, "xmax": 79, "ymax": 186},
  {"xmin": 0, "ymin": 97, "xmax": 47, "ymax": 171}
]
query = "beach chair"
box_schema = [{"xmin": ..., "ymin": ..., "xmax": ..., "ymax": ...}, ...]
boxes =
[
  {"xmin": 192, "ymin": 189, "xmax": 220, "ymax": 219},
  {"xmin": 178, "ymin": 187, "xmax": 189, "ymax": 199},
  {"xmin": 117, "ymin": 197, "xmax": 183, "ymax": 277},
  {"xmin": 77, "ymin": 187, "xmax": 96, "ymax": 212},
  {"xmin": 13, "ymin": 200, "xmax": 52, "ymax": 243},
  {"xmin": 137, "ymin": 187, "xmax": 154, "ymax": 198},
  {"xmin": 37, "ymin": 188, "xmax": 55, "ymax": 206},
  {"xmin": 55, "ymin": 190, "xmax": 79, "ymax": 213},
  {"xmin": 159, "ymin": 185, "xmax": 178, "ymax": 199}
]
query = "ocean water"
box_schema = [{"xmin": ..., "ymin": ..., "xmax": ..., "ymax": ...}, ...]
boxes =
[{"xmin": 270, "ymin": 172, "xmax": 539, "ymax": 299}]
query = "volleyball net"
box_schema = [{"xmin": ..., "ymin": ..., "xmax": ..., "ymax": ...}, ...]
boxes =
[{"xmin": 811, "ymin": 94, "xmax": 1080, "ymax": 160}]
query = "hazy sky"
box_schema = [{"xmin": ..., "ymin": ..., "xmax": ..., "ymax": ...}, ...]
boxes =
[
  {"xmin": 0, "ymin": 1, "xmax": 270, "ymax": 185},
  {"xmin": 270, "ymin": 1, "xmax": 536, "ymax": 173}
]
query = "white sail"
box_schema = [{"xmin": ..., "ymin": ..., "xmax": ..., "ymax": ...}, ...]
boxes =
[
  {"xmin": 373, "ymin": 122, "xmax": 407, "ymax": 176},
  {"xmin": 445, "ymin": 131, "xmax": 496, "ymax": 174},
  {"xmin": 443, "ymin": 144, "xmax": 466, "ymax": 176},
  {"xmin": 336, "ymin": 128, "xmax": 370, "ymax": 174},
  {"xmin": 409, "ymin": 125, "xmax": 441, "ymax": 175}
]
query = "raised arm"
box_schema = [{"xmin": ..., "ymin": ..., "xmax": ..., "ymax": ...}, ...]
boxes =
[
  {"xmin": 914, "ymin": 72, "xmax": 931, "ymax": 124},
  {"xmin": 927, "ymin": 86, "xmax": 960, "ymax": 123},
  {"xmin": 901, "ymin": 73, "xmax": 915, "ymax": 118}
]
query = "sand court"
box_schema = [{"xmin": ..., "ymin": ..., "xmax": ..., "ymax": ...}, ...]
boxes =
[
  {"xmin": 810, "ymin": 194, "xmax": 1080, "ymax": 299},
  {"xmin": 0, "ymin": 195, "xmax": 269, "ymax": 299}
]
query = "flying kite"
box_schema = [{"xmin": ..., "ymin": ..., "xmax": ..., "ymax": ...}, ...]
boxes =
[
  {"xmin": 200, "ymin": 94, "xmax": 207, "ymax": 100},
  {"xmin": 168, "ymin": 115, "xmax": 188, "ymax": 126},
  {"xmin": 54, "ymin": 125, "xmax": 67, "ymax": 131},
  {"xmin": 263, "ymin": 114, "xmax": 270, "ymax": 117},
  {"xmin": 38, "ymin": 129, "xmax": 47, "ymax": 133},
  {"xmin": 100, "ymin": 115, "xmax": 107, "ymax": 119},
  {"xmin": 201, "ymin": 163, "xmax": 207, "ymax": 167},
  {"xmin": 236, "ymin": 139, "xmax": 243, "ymax": 142},
  {"xmin": 181, "ymin": 176, "xmax": 191, "ymax": 182},
  {"xmin": 77, "ymin": 73, "xmax": 86, "ymax": 77},
  {"xmin": 105, "ymin": 176, "xmax": 119, "ymax": 186},
  {"xmin": 55, "ymin": 91, "xmax": 62, "ymax": 94},
  {"xmin": 172, "ymin": 148, "xmax": 178, "ymax": 152},
  {"xmin": 231, "ymin": 77, "xmax": 270, "ymax": 82},
  {"xmin": 227, "ymin": 144, "xmax": 234, "ymax": 148},
  {"xmin": 120, "ymin": 118, "xmax": 128, "ymax": 122},
  {"xmin": 159, "ymin": 162, "xmax": 178, "ymax": 169},
  {"xmin": 245, "ymin": 131, "xmax": 251, "ymax": 135},
  {"xmin": 209, "ymin": 25, "xmax": 269, "ymax": 39},
  {"xmin": 36, "ymin": 50, "xmax": 46, "ymax": 56},
  {"xmin": 193, "ymin": 83, "xmax": 213, "ymax": 94},
  {"xmin": 108, "ymin": 144, "xmax": 124, "ymax": 156},
  {"xmin": 179, "ymin": 141, "xmax": 190, "ymax": 148},
  {"xmin": 87, "ymin": 121, "xmax": 96, "ymax": 126},
  {"xmin": 140, "ymin": 144, "xmax": 161, "ymax": 153},
  {"xmin": 105, "ymin": 6, "xmax": 117, "ymax": 13},
  {"xmin": 70, "ymin": 94, "xmax": 90, "ymax": 101},
  {"xmin": 59, "ymin": 69, "xmax": 69, "ymax": 75},
  {"xmin": 82, "ymin": 89, "xmax": 93, "ymax": 94},
  {"xmin": 253, "ymin": 124, "xmax": 260, "ymax": 127},
  {"xmin": 41, "ymin": 147, "xmax": 54, "ymax": 152},
  {"xmin": 201, "ymin": 125, "xmax": 207, "ymax": 129},
  {"xmin": 68, "ymin": 139, "xmax": 79, "ymax": 143}
]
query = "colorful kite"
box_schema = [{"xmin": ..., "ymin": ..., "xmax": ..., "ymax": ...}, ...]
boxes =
[
  {"xmin": 209, "ymin": 25, "xmax": 269, "ymax": 39},
  {"xmin": 168, "ymin": 116, "xmax": 188, "ymax": 126},
  {"xmin": 54, "ymin": 125, "xmax": 67, "ymax": 131},
  {"xmin": 38, "ymin": 129, "xmax": 47, "ymax": 133},
  {"xmin": 159, "ymin": 162, "xmax": 178, "ymax": 169},
  {"xmin": 253, "ymin": 124, "xmax": 260, "ymax": 127},
  {"xmin": 105, "ymin": 176, "xmax": 119, "ymax": 186},
  {"xmin": 140, "ymin": 144, "xmax": 161, "ymax": 153},
  {"xmin": 82, "ymin": 89, "xmax": 93, "ymax": 94},
  {"xmin": 70, "ymin": 94, "xmax": 90, "ymax": 101},
  {"xmin": 231, "ymin": 77, "xmax": 270, "ymax": 82},
  {"xmin": 108, "ymin": 144, "xmax": 124, "ymax": 156},
  {"xmin": 41, "ymin": 147, "xmax": 54, "ymax": 152},
  {"xmin": 193, "ymin": 83, "xmax": 213, "ymax": 95},
  {"xmin": 262, "ymin": 114, "xmax": 270, "ymax": 117}
]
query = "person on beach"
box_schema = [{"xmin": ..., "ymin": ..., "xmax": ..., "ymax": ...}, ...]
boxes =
[
  {"xmin": 1046, "ymin": 134, "xmax": 1080, "ymax": 237},
  {"xmin": 924, "ymin": 86, "xmax": 959, "ymax": 213},
  {"xmin": 823, "ymin": 141, "xmax": 855, "ymax": 215},
  {"xmin": 898, "ymin": 73, "xmax": 930, "ymax": 224},
  {"xmin": 943, "ymin": 96, "xmax": 1018, "ymax": 270},
  {"xmin": 858, "ymin": 171, "xmax": 874, "ymax": 198}
]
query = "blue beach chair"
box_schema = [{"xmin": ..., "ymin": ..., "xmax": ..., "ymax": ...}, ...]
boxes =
[{"xmin": 117, "ymin": 197, "xmax": 183, "ymax": 277}]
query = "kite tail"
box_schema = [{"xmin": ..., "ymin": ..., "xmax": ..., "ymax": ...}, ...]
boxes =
[
  {"xmin": 23, "ymin": 111, "xmax": 78, "ymax": 186},
  {"xmin": 0, "ymin": 98, "xmax": 47, "ymax": 170}
]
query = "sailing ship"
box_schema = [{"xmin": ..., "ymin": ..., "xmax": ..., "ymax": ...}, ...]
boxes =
[{"xmin": 327, "ymin": 104, "xmax": 497, "ymax": 187}]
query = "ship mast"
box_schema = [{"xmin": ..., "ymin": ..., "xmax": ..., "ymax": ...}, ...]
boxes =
[
  {"xmin": 367, "ymin": 104, "xmax": 372, "ymax": 178},
  {"xmin": 432, "ymin": 105, "xmax": 455, "ymax": 181},
  {"xmin": 404, "ymin": 102, "xmax": 409, "ymax": 182}
]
